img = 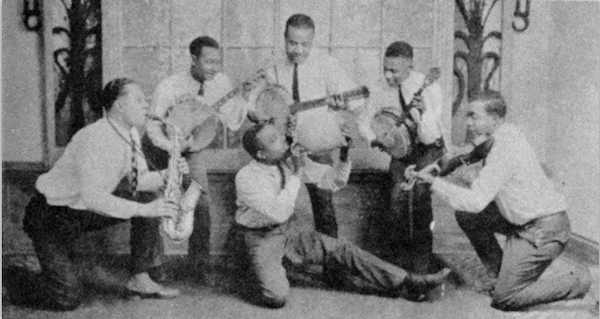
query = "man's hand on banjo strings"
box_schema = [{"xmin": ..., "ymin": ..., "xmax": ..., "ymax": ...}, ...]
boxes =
[
  {"xmin": 325, "ymin": 93, "xmax": 347, "ymax": 111},
  {"xmin": 339, "ymin": 121, "xmax": 354, "ymax": 162}
]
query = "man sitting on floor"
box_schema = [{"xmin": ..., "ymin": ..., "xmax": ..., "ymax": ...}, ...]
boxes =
[{"xmin": 234, "ymin": 87, "xmax": 450, "ymax": 309}]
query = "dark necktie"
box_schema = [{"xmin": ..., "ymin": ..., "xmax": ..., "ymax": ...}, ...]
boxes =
[
  {"xmin": 198, "ymin": 81, "xmax": 205, "ymax": 96},
  {"xmin": 292, "ymin": 63, "xmax": 300, "ymax": 103},
  {"xmin": 129, "ymin": 132, "xmax": 138, "ymax": 198},
  {"xmin": 398, "ymin": 87, "xmax": 408, "ymax": 112},
  {"xmin": 276, "ymin": 163, "xmax": 286, "ymax": 189}
]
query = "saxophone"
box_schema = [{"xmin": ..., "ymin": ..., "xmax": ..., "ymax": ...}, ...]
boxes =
[{"xmin": 156, "ymin": 118, "xmax": 202, "ymax": 242}]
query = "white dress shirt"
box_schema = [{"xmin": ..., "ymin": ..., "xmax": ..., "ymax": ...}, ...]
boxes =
[
  {"xmin": 235, "ymin": 158, "xmax": 351, "ymax": 228},
  {"xmin": 265, "ymin": 50, "xmax": 362, "ymax": 127},
  {"xmin": 431, "ymin": 123, "xmax": 567, "ymax": 225},
  {"xmin": 36, "ymin": 118, "xmax": 164, "ymax": 219},
  {"xmin": 148, "ymin": 71, "xmax": 250, "ymax": 151},
  {"xmin": 360, "ymin": 70, "xmax": 443, "ymax": 145}
]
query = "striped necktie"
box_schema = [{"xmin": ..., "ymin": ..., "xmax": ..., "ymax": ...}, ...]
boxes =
[{"xmin": 129, "ymin": 132, "xmax": 138, "ymax": 198}]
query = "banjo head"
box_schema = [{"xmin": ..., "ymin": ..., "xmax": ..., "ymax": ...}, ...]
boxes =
[
  {"xmin": 371, "ymin": 110, "xmax": 412, "ymax": 159},
  {"xmin": 163, "ymin": 98, "xmax": 220, "ymax": 152}
]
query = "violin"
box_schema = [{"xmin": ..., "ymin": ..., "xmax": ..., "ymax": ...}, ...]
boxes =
[
  {"xmin": 401, "ymin": 136, "xmax": 494, "ymax": 190},
  {"xmin": 437, "ymin": 136, "xmax": 495, "ymax": 177}
]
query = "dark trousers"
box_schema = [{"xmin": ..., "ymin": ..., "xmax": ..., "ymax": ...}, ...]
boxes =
[
  {"xmin": 389, "ymin": 141, "xmax": 445, "ymax": 273},
  {"xmin": 306, "ymin": 152, "xmax": 338, "ymax": 238},
  {"xmin": 456, "ymin": 203, "xmax": 591, "ymax": 311},
  {"xmin": 239, "ymin": 218, "xmax": 408, "ymax": 308},
  {"xmin": 21, "ymin": 192, "xmax": 164, "ymax": 310}
]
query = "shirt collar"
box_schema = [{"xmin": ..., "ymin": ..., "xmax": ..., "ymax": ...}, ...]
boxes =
[
  {"xmin": 251, "ymin": 159, "xmax": 282, "ymax": 177},
  {"xmin": 492, "ymin": 122, "xmax": 512, "ymax": 138},
  {"xmin": 104, "ymin": 117, "xmax": 139, "ymax": 144},
  {"xmin": 283, "ymin": 50, "xmax": 316, "ymax": 68},
  {"xmin": 105, "ymin": 117, "xmax": 130, "ymax": 136},
  {"xmin": 186, "ymin": 69, "xmax": 221, "ymax": 86},
  {"xmin": 401, "ymin": 70, "xmax": 419, "ymax": 88}
]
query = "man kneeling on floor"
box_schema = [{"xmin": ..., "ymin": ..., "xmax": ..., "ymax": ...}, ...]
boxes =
[
  {"xmin": 234, "ymin": 116, "xmax": 451, "ymax": 308},
  {"xmin": 409, "ymin": 90, "xmax": 593, "ymax": 311},
  {"xmin": 6, "ymin": 78, "xmax": 180, "ymax": 311}
]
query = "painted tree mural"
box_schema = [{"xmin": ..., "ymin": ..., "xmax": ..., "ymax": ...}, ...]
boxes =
[
  {"xmin": 53, "ymin": 0, "xmax": 102, "ymax": 146},
  {"xmin": 453, "ymin": 0, "xmax": 502, "ymax": 116}
]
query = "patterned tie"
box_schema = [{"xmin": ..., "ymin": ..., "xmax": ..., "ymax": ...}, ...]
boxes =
[
  {"xmin": 129, "ymin": 132, "xmax": 138, "ymax": 198},
  {"xmin": 198, "ymin": 81, "xmax": 205, "ymax": 96},
  {"xmin": 292, "ymin": 63, "xmax": 300, "ymax": 103}
]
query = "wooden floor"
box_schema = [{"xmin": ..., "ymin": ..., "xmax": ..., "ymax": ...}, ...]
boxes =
[{"xmin": 3, "ymin": 238, "xmax": 598, "ymax": 319}]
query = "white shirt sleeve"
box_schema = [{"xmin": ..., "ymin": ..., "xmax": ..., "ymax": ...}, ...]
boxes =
[
  {"xmin": 147, "ymin": 80, "xmax": 176, "ymax": 151},
  {"xmin": 431, "ymin": 138, "xmax": 515, "ymax": 213},
  {"xmin": 214, "ymin": 75, "xmax": 251, "ymax": 132},
  {"xmin": 356, "ymin": 85, "xmax": 387, "ymax": 142},
  {"xmin": 417, "ymin": 82, "xmax": 443, "ymax": 144},
  {"xmin": 300, "ymin": 159, "xmax": 352, "ymax": 191},
  {"xmin": 136, "ymin": 171, "xmax": 164, "ymax": 192},
  {"xmin": 77, "ymin": 129, "xmax": 141, "ymax": 219},
  {"xmin": 325, "ymin": 56, "xmax": 368, "ymax": 129}
]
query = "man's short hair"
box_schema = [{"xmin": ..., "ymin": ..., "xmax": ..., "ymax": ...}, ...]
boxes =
[
  {"xmin": 189, "ymin": 36, "xmax": 220, "ymax": 57},
  {"xmin": 101, "ymin": 77, "xmax": 135, "ymax": 112},
  {"xmin": 385, "ymin": 41, "xmax": 413, "ymax": 59},
  {"xmin": 242, "ymin": 120, "xmax": 274, "ymax": 159},
  {"xmin": 284, "ymin": 14, "xmax": 315, "ymax": 37},
  {"xmin": 472, "ymin": 90, "xmax": 507, "ymax": 119}
]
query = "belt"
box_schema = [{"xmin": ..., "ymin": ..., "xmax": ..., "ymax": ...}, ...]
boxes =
[
  {"xmin": 416, "ymin": 137, "xmax": 444, "ymax": 151},
  {"xmin": 235, "ymin": 223, "xmax": 281, "ymax": 233},
  {"xmin": 519, "ymin": 211, "xmax": 570, "ymax": 247}
]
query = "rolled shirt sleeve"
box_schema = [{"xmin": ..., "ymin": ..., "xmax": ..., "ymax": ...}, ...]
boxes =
[
  {"xmin": 430, "ymin": 137, "xmax": 515, "ymax": 213},
  {"xmin": 147, "ymin": 80, "xmax": 177, "ymax": 151},
  {"xmin": 417, "ymin": 82, "xmax": 443, "ymax": 145},
  {"xmin": 214, "ymin": 76, "xmax": 250, "ymax": 132},
  {"xmin": 136, "ymin": 171, "xmax": 164, "ymax": 192}
]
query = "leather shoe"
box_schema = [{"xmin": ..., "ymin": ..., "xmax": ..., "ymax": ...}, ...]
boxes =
[
  {"xmin": 125, "ymin": 273, "xmax": 180, "ymax": 299},
  {"xmin": 148, "ymin": 265, "xmax": 170, "ymax": 283},
  {"xmin": 402, "ymin": 268, "xmax": 451, "ymax": 301}
]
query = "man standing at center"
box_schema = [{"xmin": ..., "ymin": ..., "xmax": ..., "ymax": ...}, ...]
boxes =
[{"xmin": 264, "ymin": 13, "xmax": 359, "ymax": 238}]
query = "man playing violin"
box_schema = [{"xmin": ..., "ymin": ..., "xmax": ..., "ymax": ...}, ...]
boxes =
[
  {"xmin": 409, "ymin": 90, "xmax": 592, "ymax": 311},
  {"xmin": 146, "ymin": 36, "xmax": 255, "ymax": 278},
  {"xmin": 360, "ymin": 41, "xmax": 445, "ymax": 274}
]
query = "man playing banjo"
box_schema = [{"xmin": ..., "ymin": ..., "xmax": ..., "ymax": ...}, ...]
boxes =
[
  {"xmin": 146, "ymin": 36, "xmax": 255, "ymax": 278},
  {"xmin": 359, "ymin": 41, "xmax": 446, "ymax": 275},
  {"xmin": 261, "ymin": 13, "xmax": 364, "ymax": 239}
]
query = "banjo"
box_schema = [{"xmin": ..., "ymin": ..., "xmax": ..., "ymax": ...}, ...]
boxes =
[
  {"xmin": 251, "ymin": 85, "xmax": 370, "ymax": 153},
  {"xmin": 160, "ymin": 69, "xmax": 268, "ymax": 152},
  {"xmin": 371, "ymin": 67, "xmax": 441, "ymax": 159}
]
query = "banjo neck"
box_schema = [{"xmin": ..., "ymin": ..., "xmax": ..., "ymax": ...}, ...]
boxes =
[
  {"xmin": 289, "ymin": 86, "xmax": 370, "ymax": 114},
  {"xmin": 210, "ymin": 84, "xmax": 244, "ymax": 111},
  {"xmin": 210, "ymin": 70, "xmax": 266, "ymax": 111}
]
